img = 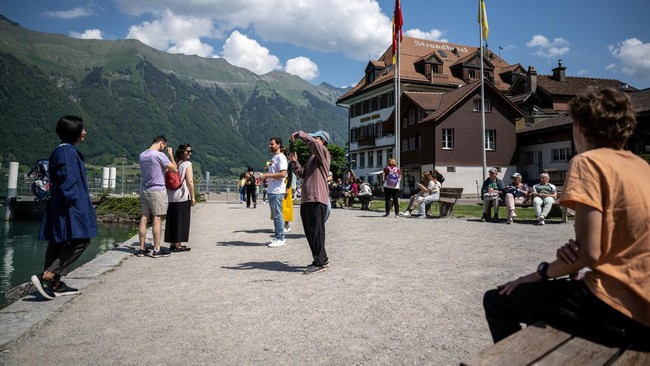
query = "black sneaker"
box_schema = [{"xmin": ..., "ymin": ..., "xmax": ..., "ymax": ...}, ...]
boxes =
[
  {"xmin": 52, "ymin": 281, "xmax": 79, "ymax": 297},
  {"xmin": 151, "ymin": 249, "xmax": 171, "ymax": 258},
  {"xmin": 304, "ymin": 265, "xmax": 327, "ymax": 275},
  {"xmin": 30, "ymin": 274, "xmax": 55, "ymax": 300},
  {"xmin": 135, "ymin": 248, "xmax": 151, "ymax": 257}
]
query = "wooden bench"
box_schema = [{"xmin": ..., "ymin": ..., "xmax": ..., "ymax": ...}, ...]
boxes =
[
  {"xmin": 477, "ymin": 192, "xmax": 569, "ymax": 223},
  {"xmin": 461, "ymin": 323, "xmax": 649, "ymax": 366},
  {"xmin": 426, "ymin": 187, "xmax": 464, "ymax": 217}
]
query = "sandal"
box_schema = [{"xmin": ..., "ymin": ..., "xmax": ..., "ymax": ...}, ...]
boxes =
[{"xmin": 171, "ymin": 246, "xmax": 191, "ymax": 252}]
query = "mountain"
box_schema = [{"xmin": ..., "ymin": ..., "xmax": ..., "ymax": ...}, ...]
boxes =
[{"xmin": 0, "ymin": 15, "xmax": 350, "ymax": 177}]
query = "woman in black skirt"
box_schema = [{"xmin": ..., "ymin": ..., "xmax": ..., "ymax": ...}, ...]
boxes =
[{"xmin": 165, "ymin": 143, "xmax": 195, "ymax": 251}]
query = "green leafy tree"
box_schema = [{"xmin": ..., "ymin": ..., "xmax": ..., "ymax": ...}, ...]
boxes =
[{"xmin": 293, "ymin": 140, "xmax": 346, "ymax": 178}]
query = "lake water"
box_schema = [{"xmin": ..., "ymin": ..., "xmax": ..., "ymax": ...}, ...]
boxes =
[{"xmin": 0, "ymin": 220, "xmax": 136, "ymax": 308}]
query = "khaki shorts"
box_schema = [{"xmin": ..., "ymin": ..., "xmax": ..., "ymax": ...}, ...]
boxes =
[{"xmin": 140, "ymin": 190, "xmax": 168, "ymax": 217}]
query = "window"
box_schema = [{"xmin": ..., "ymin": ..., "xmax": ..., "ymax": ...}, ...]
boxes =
[
  {"xmin": 409, "ymin": 137, "xmax": 416, "ymax": 150},
  {"xmin": 401, "ymin": 139, "xmax": 408, "ymax": 151},
  {"xmin": 359, "ymin": 152, "xmax": 365, "ymax": 168},
  {"xmin": 351, "ymin": 154, "xmax": 357, "ymax": 167},
  {"xmin": 408, "ymin": 109, "xmax": 415, "ymax": 125},
  {"xmin": 446, "ymin": 166, "xmax": 456, "ymax": 173},
  {"xmin": 377, "ymin": 150, "xmax": 383, "ymax": 167},
  {"xmin": 473, "ymin": 99, "xmax": 492, "ymax": 112},
  {"xmin": 368, "ymin": 151, "xmax": 374, "ymax": 167},
  {"xmin": 442, "ymin": 128, "xmax": 454, "ymax": 149},
  {"xmin": 468, "ymin": 69, "xmax": 477, "ymax": 78},
  {"xmin": 552, "ymin": 147, "xmax": 571, "ymax": 162},
  {"xmin": 485, "ymin": 129, "xmax": 496, "ymax": 150},
  {"xmin": 387, "ymin": 148, "xmax": 394, "ymax": 160}
]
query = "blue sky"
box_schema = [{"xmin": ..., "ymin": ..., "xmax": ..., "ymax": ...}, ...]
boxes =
[{"xmin": 1, "ymin": 0, "xmax": 649, "ymax": 89}]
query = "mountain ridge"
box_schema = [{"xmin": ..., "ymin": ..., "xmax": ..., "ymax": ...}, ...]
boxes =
[{"xmin": 0, "ymin": 15, "xmax": 350, "ymax": 176}]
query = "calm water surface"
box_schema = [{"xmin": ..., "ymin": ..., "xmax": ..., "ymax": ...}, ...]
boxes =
[{"xmin": 0, "ymin": 220, "xmax": 136, "ymax": 308}]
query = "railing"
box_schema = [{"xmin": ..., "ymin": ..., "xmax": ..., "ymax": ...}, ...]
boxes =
[{"xmin": 1, "ymin": 176, "xmax": 240, "ymax": 200}]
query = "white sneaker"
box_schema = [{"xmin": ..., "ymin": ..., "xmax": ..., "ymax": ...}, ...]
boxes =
[
  {"xmin": 268, "ymin": 239, "xmax": 287, "ymax": 247},
  {"xmin": 506, "ymin": 217, "xmax": 513, "ymax": 224},
  {"xmin": 537, "ymin": 216, "xmax": 545, "ymax": 225},
  {"xmin": 284, "ymin": 227, "xmax": 292, "ymax": 233},
  {"xmin": 400, "ymin": 211, "xmax": 411, "ymax": 217},
  {"xmin": 510, "ymin": 210, "xmax": 517, "ymax": 218}
]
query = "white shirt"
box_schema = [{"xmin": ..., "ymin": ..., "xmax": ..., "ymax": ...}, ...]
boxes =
[{"xmin": 266, "ymin": 153, "xmax": 288, "ymax": 194}]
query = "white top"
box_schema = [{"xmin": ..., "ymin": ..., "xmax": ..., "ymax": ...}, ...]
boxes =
[
  {"xmin": 266, "ymin": 153, "xmax": 288, "ymax": 194},
  {"xmin": 167, "ymin": 160, "xmax": 191, "ymax": 202}
]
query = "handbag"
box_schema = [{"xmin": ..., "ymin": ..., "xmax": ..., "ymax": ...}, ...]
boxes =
[{"xmin": 165, "ymin": 170, "xmax": 182, "ymax": 190}]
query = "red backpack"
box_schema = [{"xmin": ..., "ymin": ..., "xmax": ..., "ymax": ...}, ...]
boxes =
[{"xmin": 165, "ymin": 170, "xmax": 182, "ymax": 190}]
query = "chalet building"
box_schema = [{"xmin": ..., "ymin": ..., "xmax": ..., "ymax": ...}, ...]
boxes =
[
  {"xmin": 517, "ymin": 88, "xmax": 650, "ymax": 184},
  {"xmin": 336, "ymin": 36, "xmax": 521, "ymax": 192},
  {"xmin": 511, "ymin": 61, "xmax": 640, "ymax": 183},
  {"xmin": 398, "ymin": 81, "xmax": 523, "ymax": 195}
]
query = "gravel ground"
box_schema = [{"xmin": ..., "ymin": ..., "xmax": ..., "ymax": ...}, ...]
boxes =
[{"xmin": 0, "ymin": 200, "xmax": 574, "ymax": 365}]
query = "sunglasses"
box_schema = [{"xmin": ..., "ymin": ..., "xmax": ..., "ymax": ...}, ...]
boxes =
[{"xmin": 185, "ymin": 150, "xmax": 192, "ymax": 153}]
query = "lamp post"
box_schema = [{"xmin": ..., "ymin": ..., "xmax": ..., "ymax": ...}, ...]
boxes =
[{"xmin": 121, "ymin": 156, "xmax": 126, "ymax": 196}]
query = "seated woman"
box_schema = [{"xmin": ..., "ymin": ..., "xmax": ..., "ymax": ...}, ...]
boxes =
[
  {"xmin": 401, "ymin": 172, "xmax": 440, "ymax": 218},
  {"xmin": 504, "ymin": 172, "xmax": 529, "ymax": 224},
  {"xmin": 532, "ymin": 172, "xmax": 557, "ymax": 225},
  {"xmin": 343, "ymin": 177, "xmax": 359, "ymax": 207}
]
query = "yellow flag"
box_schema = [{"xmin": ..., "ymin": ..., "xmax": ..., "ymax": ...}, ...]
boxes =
[{"xmin": 478, "ymin": 0, "xmax": 489, "ymax": 40}]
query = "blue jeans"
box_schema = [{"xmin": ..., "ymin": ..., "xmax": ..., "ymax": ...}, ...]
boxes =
[{"xmin": 268, "ymin": 193, "xmax": 285, "ymax": 240}]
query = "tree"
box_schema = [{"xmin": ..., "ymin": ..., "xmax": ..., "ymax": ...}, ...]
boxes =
[{"xmin": 293, "ymin": 140, "xmax": 346, "ymax": 178}]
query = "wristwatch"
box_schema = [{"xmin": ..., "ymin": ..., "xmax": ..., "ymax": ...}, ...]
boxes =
[{"xmin": 537, "ymin": 261, "xmax": 550, "ymax": 280}]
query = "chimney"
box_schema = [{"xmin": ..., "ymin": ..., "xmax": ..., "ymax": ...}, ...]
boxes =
[
  {"xmin": 552, "ymin": 59, "xmax": 566, "ymax": 82},
  {"xmin": 527, "ymin": 66, "xmax": 537, "ymax": 93}
]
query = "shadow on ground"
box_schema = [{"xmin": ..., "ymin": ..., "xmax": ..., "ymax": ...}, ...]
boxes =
[{"xmin": 221, "ymin": 261, "xmax": 304, "ymax": 273}]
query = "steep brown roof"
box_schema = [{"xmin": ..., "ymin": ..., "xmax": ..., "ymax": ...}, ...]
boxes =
[
  {"xmin": 537, "ymin": 75, "xmax": 623, "ymax": 96},
  {"xmin": 338, "ymin": 36, "xmax": 512, "ymax": 102},
  {"xmin": 518, "ymin": 113, "xmax": 573, "ymax": 134},
  {"xmin": 417, "ymin": 80, "xmax": 523, "ymax": 123},
  {"xmin": 403, "ymin": 92, "xmax": 444, "ymax": 111},
  {"xmin": 630, "ymin": 88, "xmax": 650, "ymax": 113}
]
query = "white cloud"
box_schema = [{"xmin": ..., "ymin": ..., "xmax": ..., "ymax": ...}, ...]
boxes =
[
  {"xmin": 526, "ymin": 35, "xmax": 570, "ymax": 59},
  {"xmin": 69, "ymin": 29, "xmax": 103, "ymax": 40},
  {"xmin": 42, "ymin": 7, "xmax": 93, "ymax": 19},
  {"xmin": 222, "ymin": 31, "xmax": 280, "ymax": 75},
  {"xmin": 576, "ymin": 69, "xmax": 589, "ymax": 75},
  {"xmin": 126, "ymin": 10, "xmax": 215, "ymax": 57},
  {"xmin": 116, "ymin": 0, "xmax": 394, "ymax": 61},
  {"xmin": 285, "ymin": 57, "xmax": 319, "ymax": 81},
  {"xmin": 404, "ymin": 29, "xmax": 447, "ymax": 43},
  {"xmin": 608, "ymin": 38, "xmax": 650, "ymax": 81},
  {"xmin": 605, "ymin": 63, "xmax": 616, "ymax": 71}
]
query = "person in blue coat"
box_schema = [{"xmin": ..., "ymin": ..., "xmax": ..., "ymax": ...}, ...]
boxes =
[{"xmin": 31, "ymin": 115, "xmax": 97, "ymax": 300}]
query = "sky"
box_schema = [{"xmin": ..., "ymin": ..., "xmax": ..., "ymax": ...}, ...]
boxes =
[{"xmin": 1, "ymin": 0, "xmax": 649, "ymax": 89}]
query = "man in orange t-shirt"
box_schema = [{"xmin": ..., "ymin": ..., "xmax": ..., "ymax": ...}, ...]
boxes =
[{"xmin": 483, "ymin": 87, "xmax": 650, "ymax": 350}]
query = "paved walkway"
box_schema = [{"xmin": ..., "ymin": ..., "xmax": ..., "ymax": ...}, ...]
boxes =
[{"xmin": 0, "ymin": 197, "xmax": 574, "ymax": 365}]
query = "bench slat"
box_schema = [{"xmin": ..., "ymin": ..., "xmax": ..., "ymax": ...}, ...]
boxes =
[
  {"xmin": 610, "ymin": 349, "xmax": 650, "ymax": 366},
  {"xmin": 534, "ymin": 337, "xmax": 619, "ymax": 366},
  {"xmin": 461, "ymin": 324, "xmax": 570, "ymax": 366}
]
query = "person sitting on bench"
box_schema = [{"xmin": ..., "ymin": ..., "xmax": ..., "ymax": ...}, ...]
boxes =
[
  {"xmin": 357, "ymin": 178, "xmax": 373, "ymax": 210},
  {"xmin": 504, "ymin": 172, "xmax": 529, "ymax": 224},
  {"xmin": 480, "ymin": 168, "xmax": 505, "ymax": 222},
  {"xmin": 401, "ymin": 172, "xmax": 440, "ymax": 218},
  {"xmin": 531, "ymin": 172, "xmax": 557, "ymax": 226},
  {"xmin": 483, "ymin": 87, "xmax": 650, "ymax": 350}
]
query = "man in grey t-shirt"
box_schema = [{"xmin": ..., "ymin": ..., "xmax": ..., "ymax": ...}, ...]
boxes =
[{"xmin": 137, "ymin": 136, "xmax": 177, "ymax": 258}]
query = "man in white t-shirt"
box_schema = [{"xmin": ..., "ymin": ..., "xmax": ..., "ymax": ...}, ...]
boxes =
[{"xmin": 260, "ymin": 137, "xmax": 288, "ymax": 247}]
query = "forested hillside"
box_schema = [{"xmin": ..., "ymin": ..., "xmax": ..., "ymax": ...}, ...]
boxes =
[{"xmin": 0, "ymin": 15, "xmax": 349, "ymax": 177}]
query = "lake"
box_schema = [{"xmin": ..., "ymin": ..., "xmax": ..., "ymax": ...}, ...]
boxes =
[{"xmin": 0, "ymin": 220, "xmax": 136, "ymax": 308}]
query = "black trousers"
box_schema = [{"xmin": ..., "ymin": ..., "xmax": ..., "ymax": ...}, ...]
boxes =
[
  {"xmin": 44, "ymin": 238, "xmax": 91, "ymax": 278},
  {"xmin": 246, "ymin": 189, "xmax": 257, "ymax": 207},
  {"xmin": 483, "ymin": 278, "xmax": 650, "ymax": 350},
  {"xmin": 384, "ymin": 187, "xmax": 400, "ymax": 215},
  {"xmin": 300, "ymin": 202, "xmax": 328, "ymax": 266}
]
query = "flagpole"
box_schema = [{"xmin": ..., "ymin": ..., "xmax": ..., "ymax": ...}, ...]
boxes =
[
  {"xmin": 395, "ymin": 38, "xmax": 400, "ymax": 171},
  {"xmin": 479, "ymin": 0, "xmax": 487, "ymax": 183}
]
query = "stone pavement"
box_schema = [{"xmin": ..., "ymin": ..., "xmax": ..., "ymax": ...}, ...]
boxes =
[{"xmin": 0, "ymin": 197, "xmax": 574, "ymax": 365}]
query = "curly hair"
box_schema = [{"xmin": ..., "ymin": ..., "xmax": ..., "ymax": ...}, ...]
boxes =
[{"xmin": 568, "ymin": 87, "xmax": 636, "ymax": 149}]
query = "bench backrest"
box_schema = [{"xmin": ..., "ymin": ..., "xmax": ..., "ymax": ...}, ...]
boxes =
[{"xmin": 440, "ymin": 187, "xmax": 463, "ymax": 199}]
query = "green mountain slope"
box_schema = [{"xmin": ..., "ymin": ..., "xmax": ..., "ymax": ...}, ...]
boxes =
[{"xmin": 0, "ymin": 15, "xmax": 349, "ymax": 176}]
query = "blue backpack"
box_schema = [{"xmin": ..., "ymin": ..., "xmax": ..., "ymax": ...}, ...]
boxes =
[{"xmin": 29, "ymin": 159, "xmax": 51, "ymax": 200}]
